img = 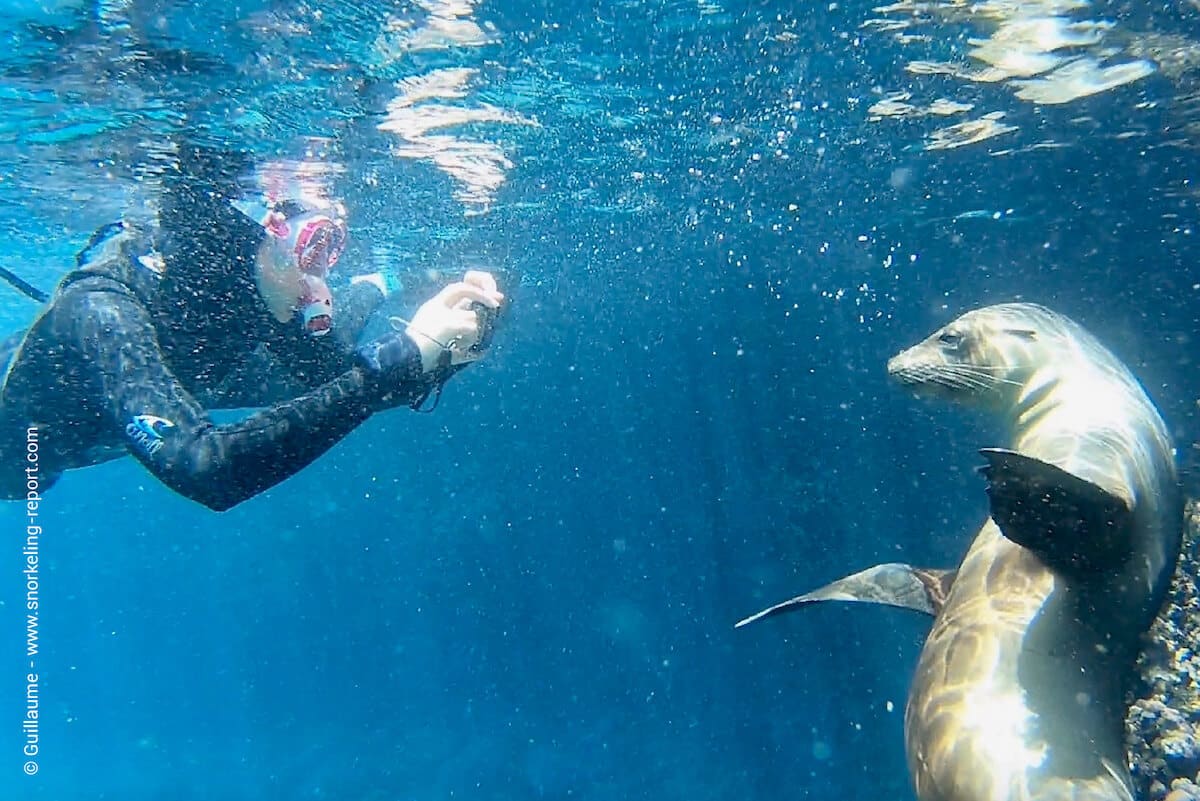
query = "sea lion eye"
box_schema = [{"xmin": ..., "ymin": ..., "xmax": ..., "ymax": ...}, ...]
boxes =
[{"xmin": 938, "ymin": 331, "xmax": 962, "ymax": 347}]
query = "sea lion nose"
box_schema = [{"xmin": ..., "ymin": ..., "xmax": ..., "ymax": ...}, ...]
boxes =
[{"xmin": 886, "ymin": 347, "xmax": 927, "ymax": 386}]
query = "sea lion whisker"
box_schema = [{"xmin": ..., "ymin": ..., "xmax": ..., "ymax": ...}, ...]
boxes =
[
  {"xmin": 921, "ymin": 368, "xmax": 966, "ymax": 391},
  {"xmin": 939, "ymin": 373, "xmax": 985, "ymax": 393},
  {"xmin": 951, "ymin": 366, "xmax": 1024, "ymax": 390},
  {"xmin": 919, "ymin": 369, "xmax": 957, "ymax": 390},
  {"xmin": 930, "ymin": 374, "xmax": 970, "ymax": 392},
  {"xmin": 941, "ymin": 364, "xmax": 994, "ymax": 380},
  {"xmin": 950, "ymin": 364, "xmax": 1008, "ymax": 372},
  {"xmin": 948, "ymin": 364, "xmax": 1030, "ymax": 392},
  {"xmin": 943, "ymin": 366, "xmax": 991, "ymax": 388},
  {"xmin": 937, "ymin": 365, "xmax": 994, "ymax": 392}
]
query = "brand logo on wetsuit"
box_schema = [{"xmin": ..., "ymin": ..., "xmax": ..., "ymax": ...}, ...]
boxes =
[
  {"xmin": 125, "ymin": 414, "xmax": 175, "ymax": 457},
  {"xmin": 135, "ymin": 252, "xmax": 165, "ymax": 276}
]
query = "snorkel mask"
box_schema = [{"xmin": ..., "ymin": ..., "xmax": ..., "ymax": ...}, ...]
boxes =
[
  {"xmin": 235, "ymin": 197, "xmax": 349, "ymax": 337},
  {"xmin": 265, "ymin": 208, "xmax": 348, "ymax": 336}
]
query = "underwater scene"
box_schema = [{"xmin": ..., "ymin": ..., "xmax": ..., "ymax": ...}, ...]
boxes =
[{"xmin": 0, "ymin": 0, "xmax": 1199, "ymax": 799}]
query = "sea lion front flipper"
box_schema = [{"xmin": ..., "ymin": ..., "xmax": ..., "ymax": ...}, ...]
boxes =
[
  {"xmin": 735, "ymin": 563, "xmax": 955, "ymax": 628},
  {"xmin": 978, "ymin": 447, "xmax": 1132, "ymax": 576}
]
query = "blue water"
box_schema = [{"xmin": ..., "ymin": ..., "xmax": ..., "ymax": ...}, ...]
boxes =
[{"xmin": 0, "ymin": 1, "xmax": 1198, "ymax": 799}]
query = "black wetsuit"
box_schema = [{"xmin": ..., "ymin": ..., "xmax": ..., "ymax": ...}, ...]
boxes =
[{"xmin": 0, "ymin": 219, "xmax": 442, "ymax": 511}]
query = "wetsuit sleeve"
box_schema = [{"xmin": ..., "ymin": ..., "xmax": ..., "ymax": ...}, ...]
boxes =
[
  {"xmin": 332, "ymin": 279, "xmax": 386, "ymax": 351},
  {"xmin": 53, "ymin": 280, "xmax": 429, "ymax": 511}
]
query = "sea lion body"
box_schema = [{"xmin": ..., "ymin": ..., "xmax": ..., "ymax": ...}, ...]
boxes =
[
  {"xmin": 893, "ymin": 303, "xmax": 1181, "ymax": 801},
  {"xmin": 741, "ymin": 303, "xmax": 1181, "ymax": 801}
]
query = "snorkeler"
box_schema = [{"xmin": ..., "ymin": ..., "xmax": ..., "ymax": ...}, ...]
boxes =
[{"xmin": 0, "ymin": 144, "xmax": 505, "ymax": 511}]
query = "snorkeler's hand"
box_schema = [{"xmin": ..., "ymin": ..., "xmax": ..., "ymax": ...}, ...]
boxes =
[{"xmin": 403, "ymin": 271, "xmax": 504, "ymax": 372}]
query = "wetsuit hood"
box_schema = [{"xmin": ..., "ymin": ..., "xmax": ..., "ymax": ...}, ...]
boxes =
[{"xmin": 154, "ymin": 144, "xmax": 278, "ymax": 341}]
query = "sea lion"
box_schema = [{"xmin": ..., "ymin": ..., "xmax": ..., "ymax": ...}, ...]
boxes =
[{"xmin": 739, "ymin": 303, "xmax": 1182, "ymax": 801}]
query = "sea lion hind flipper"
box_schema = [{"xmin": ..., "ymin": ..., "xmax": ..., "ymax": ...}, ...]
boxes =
[
  {"xmin": 735, "ymin": 563, "xmax": 955, "ymax": 628},
  {"xmin": 978, "ymin": 447, "xmax": 1132, "ymax": 576}
]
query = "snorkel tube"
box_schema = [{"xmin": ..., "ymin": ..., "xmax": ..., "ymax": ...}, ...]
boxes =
[{"xmin": 298, "ymin": 273, "xmax": 333, "ymax": 336}]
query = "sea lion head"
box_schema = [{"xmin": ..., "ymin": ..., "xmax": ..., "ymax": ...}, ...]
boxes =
[{"xmin": 886, "ymin": 303, "xmax": 1066, "ymax": 408}]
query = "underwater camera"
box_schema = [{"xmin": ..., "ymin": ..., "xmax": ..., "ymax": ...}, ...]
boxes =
[{"xmin": 469, "ymin": 300, "xmax": 503, "ymax": 354}]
